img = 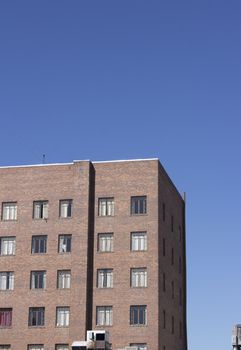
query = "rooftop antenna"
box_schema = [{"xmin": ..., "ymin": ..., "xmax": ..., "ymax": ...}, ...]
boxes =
[{"xmin": 42, "ymin": 154, "xmax": 46, "ymax": 164}]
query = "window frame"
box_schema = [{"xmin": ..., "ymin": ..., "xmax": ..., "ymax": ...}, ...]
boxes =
[
  {"xmin": 96, "ymin": 306, "xmax": 113, "ymax": 326},
  {"xmin": 0, "ymin": 237, "xmax": 16, "ymax": 256},
  {"xmin": 33, "ymin": 201, "xmax": 49, "ymax": 220},
  {"xmin": 1, "ymin": 202, "xmax": 17, "ymax": 221},
  {"xmin": 0, "ymin": 272, "xmax": 14, "ymax": 290},
  {"xmin": 31, "ymin": 236, "xmax": 47, "ymax": 254},
  {"xmin": 57, "ymin": 270, "xmax": 71, "ymax": 289},
  {"xmin": 97, "ymin": 233, "xmax": 114, "ymax": 253},
  {"xmin": 97, "ymin": 269, "xmax": 113, "ymax": 288},
  {"xmin": 30, "ymin": 271, "xmax": 46, "ymax": 290},
  {"xmin": 59, "ymin": 199, "xmax": 72, "ymax": 219},
  {"xmin": 98, "ymin": 198, "xmax": 114, "ymax": 217},
  {"xmin": 130, "ymin": 305, "xmax": 147, "ymax": 326},
  {"xmin": 28, "ymin": 307, "xmax": 45, "ymax": 327},
  {"xmin": 58, "ymin": 235, "xmax": 72, "ymax": 253},
  {"xmin": 130, "ymin": 268, "xmax": 147, "ymax": 288},
  {"xmin": 56, "ymin": 307, "xmax": 70, "ymax": 327},
  {"xmin": 0, "ymin": 308, "xmax": 12, "ymax": 328},
  {"xmin": 131, "ymin": 232, "xmax": 147, "ymax": 252},
  {"xmin": 130, "ymin": 196, "xmax": 147, "ymax": 215}
]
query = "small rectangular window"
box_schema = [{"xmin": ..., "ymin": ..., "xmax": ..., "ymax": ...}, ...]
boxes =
[
  {"xmin": 130, "ymin": 344, "xmax": 147, "ymax": 350},
  {"xmin": 179, "ymin": 321, "xmax": 182, "ymax": 338},
  {"xmin": 56, "ymin": 307, "xmax": 70, "ymax": 327},
  {"xmin": 28, "ymin": 346, "xmax": 44, "ymax": 350},
  {"xmin": 33, "ymin": 201, "xmax": 48, "ymax": 219},
  {"xmin": 98, "ymin": 233, "xmax": 113, "ymax": 252},
  {"xmin": 96, "ymin": 306, "xmax": 113, "ymax": 326},
  {"xmin": 131, "ymin": 196, "xmax": 147, "ymax": 215},
  {"xmin": 162, "ymin": 203, "xmax": 165, "ymax": 221},
  {"xmin": 131, "ymin": 268, "xmax": 147, "ymax": 288},
  {"xmin": 163, "ymin": 310, "xmax": 166, "ymax": 329},
  {"xmin": 171, "ymin": 281, "xmax": 174, "ymax": 299},
  {"xmin": 28, "ymin": 307, "xmax": 45, "ymax": 327},
  {"xmin": 163, "ymin": 273, "xmax": 166, "ymax": 292},
  {"xmin": 0, "ymin": 237, "xmax": 16, "ymax": 256},
  {"xmin": 179, "ymin": 225, "xmax": 182, "ymax": 242},
  {"xmin": 59, "ymin": 200, "xmax": 72, "ymax": 218},
  {"xmin": 31, "ymin": 236, "xmax": 47, "ymax": 254},
  {"xmin": 131, "ymin": 232, "xmax": 147, "ymax": 251},
  {"xmin": 57, "ymin": 270, "xmax": 71, "ymax": 289},
  {"xmin": 172, "ymin": 316, "xmax": 175, "ymax": 334},
  {"xmin": 55, "ymin": 345, "xmax": 69, "ymax": 350},
  {"xmin": 171, "ymin": 215, "xmax": 174, "ymax": 232},
  {"xmin": 171, "ymin": 248, "xmax": 174, "ymax": 265},
  {"xmin": 162, "ymin": 238, "xmax": 165, "ymax": 257},
  {"xmin": 130, "ymin": 305, "xmax": 147, "ymax": 326},
  {"xmin": 179, "ymin": 257, "xmax": 182, "ymax": 274},
  {"xmin": 58, "ymin": 235, "xmax": 71, "ymax": 253},
  {"xmin": 0, "ymin": 346, "xmax": 11, "ymax": 350},
  {"xmin": 2, "ymin": 202, "xmax": 17, "ymax": 221},
  {"xmin": 179, "ymin": 288, "xmax": 182, "ymax": 306},
  {"xmin": 30, "ymin": 271, "xmax": 46, "ymax": 289},
  {"xmin": 97, "ymin": 269, "xmax": 113, "ymax": 288},
  {"xmin": 0, "ymin": 272, "xmax": 14, "ymax": 290},
  {"xmin": 98, "ymin": 198, "xmax": 114, "ymax": 216},
  {"xmin": 0, "ymin": 308, "xmax": 12, "ymax": 327}
]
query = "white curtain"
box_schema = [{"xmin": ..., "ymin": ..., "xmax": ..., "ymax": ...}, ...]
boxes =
[
  {"xmin": 28, "ymin": 346, "xmax": 44, "ymax": 350},
  {"xmin": 98, "ymin": 270, "xmax": 113, "ymax": 288},
  {"xmin": 131, "ymin": 233, "xmax": 147, "ymax": 251},
  {"xmin": 99, "ymin": 234, "xmax": 113, "ymax": 252},
  {"xmin": 56, "ymin": 346, "xmax": 69, "ymax": 350},
  {"xmin": 97, "ymin": 307, "xmax": 112, "ymax": 326},
  {"xmin": 0, "ymin": 272, "xmax": 14, "ymax": 290},
  {"xmin": 58, "ymin": 271, "xmax": 71, "ymax": 289},
  {"xmin": 131, "ymin": 269, "xmax": 147, "ymax": 287},
  {"xmin": 3, "ymin": 204, "xmax": 17, "ymax": 220},
  {"xmin": 57, "ymin": 308, "xmax": 70, "ymax": 327},
  {"xmin": 1, "ymin": 238, "xmax": 15, "ymax": 255}
]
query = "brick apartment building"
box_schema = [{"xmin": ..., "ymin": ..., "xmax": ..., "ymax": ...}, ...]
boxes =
[{"xmin": 0, "ymin": 158, "xmax": 187, "ymax": 350}]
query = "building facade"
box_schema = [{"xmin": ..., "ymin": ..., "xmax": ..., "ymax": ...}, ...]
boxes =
[{"xmin": 0, "ymin": 159, "xmax": 187, "ymax": 350}]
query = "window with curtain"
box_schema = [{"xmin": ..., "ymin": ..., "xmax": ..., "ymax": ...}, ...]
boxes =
[
  {"xmin": 57, "ymin": 270, "xmax": 71, "ymax": 289},
  {"xmin": 55, "ymin": 345, "xmax": 69, "ymax": 350},
  {"xmin": 0, "ymin": 237, "xmax": 16, "ymax": 256},
  {"xmin": 33, "ymin": 201, "xmax": 48, "ymax": 219},
  {"xmin": 0, "ymin": 309, "xmax": 12, "ymax": 327},
  {"xmin": 131, "ymin": 268, "xmax": 147, "ymax": 288},
  {"xmin": 58, "ymin": 235, "xmax": 71, "ymax": 253},
  {"xmin": 28, "ymin": 345, "xmax": 44, "ymax": 350},
  {"xmin": 96, "ymin": 306, "xmax": 113, "ymax": 326},
  {"xmin": 130, "ymin": 306, "xmax": 147, "ymax": 326},
  {"xmin": 2, "ymin": 202, "xmax": 17, "ymax": 221},
  {"xmin": 98, "ymin": 233, "xmax": 113, "ymax": 252},
  {"xmin": 131, "ymin": 196, "xmax": 147, "ymax": 215},
  {"xmin": 56, "ymin": 307, "xmax": 70, "ymax": 327},
  {"xmin": 30, "ymin": 271, "xmax": 46, "ymax": 289},
  {"xmin": 131, "ymin": 232, "xmax": 147, "ymax": 251},
  {"xmin": 0, "ymin": 272, "xmax": 14, "ymax": 290},
  {"xmin": 59, "ymin": 200, "xmax": 72, "ymax": 218},
  {"xmin": 0, "ymin": 346, "xmax": 11, "ymax": 350},
  {"xmin": 130, "ymin": 344, "xmax": 147, "ymax": 350},
  {"xmin": 31, "ymin": 236, "xmax": 47, "ymax": 254},
  {"xmin": 97, "ymin": 269, "xmax": 113, "ymax": 288},
  {"xmin": 28, "ymin": 307, "xmax": 45, "ymax": 327},
  {"xmin": 98, "ymin": 198, "xmax": 114, "ymax": 216}
]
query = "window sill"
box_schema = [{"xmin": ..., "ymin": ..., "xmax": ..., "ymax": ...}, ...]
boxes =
[
  {"xmin": 28, "ymin": 326, "xmax": 45, "ymax": 328},
  {"xmin": 130, "ymin": 324, "xmax": 147, "ymax": 327},
  {"xmin": 56, "ymin": 325, "xmax": 69, "ymax": 328},
  {"xmin": 96, "ymin": 324, "xmax": 113, "ymax": 327},
  {"xmin": 97, "ymin": 251, "xmax": 114, "ymax": 254},
  {"xmin": 130, "ymin": 214, "xmax": 148, "ymax": 217},
  {"xmin": 59, "ymin": 216, "xmax": 72, "ymax": 220},
  {"xmin": 1, "ymin": 219, "xmax": 17, "ymax": 222},
  {"xmin": 0, "ymin": 254, "xmax": 16, "ymax": 257}
]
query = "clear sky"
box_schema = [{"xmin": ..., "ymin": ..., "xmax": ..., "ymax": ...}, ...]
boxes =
[{"xmin": 0, "ymin": 1, "xmax": 241, "ymax": 349}]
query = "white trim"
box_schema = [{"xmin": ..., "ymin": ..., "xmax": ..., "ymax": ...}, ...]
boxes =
[
  {"xmin": 0, "ymin": 162, "xmax": 73, "ymax": 169},
  {"xmin": 93, "ymin": 158, "xmax": 158, "ymax": 164}
]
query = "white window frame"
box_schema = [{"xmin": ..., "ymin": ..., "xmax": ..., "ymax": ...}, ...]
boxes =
[
  {"xmin": 98, "ymin": 233, "xmax": 113, "ymax": 252},
  {"xmin": 96, "ymin": 306, "xmax": 113, "ymax": 326},
  {"xmin": 56, "ymin": 307, "xmax": 70, "ymax": 327},
  {"xmin": 33, "ymin": 201, "xmax": 48, "ymax": 219},
  {"xmin": 59, "ymin": 200, "xmax": 72, "ymax": 218},
  {"xmin": 131, "ymin": 232, "xmax": 147, "ymax": 251},
  {"xmin": 98, "ymin": 198, "xmax": 114, "ymax": 217},
  {"xmin": 97, "ymin": 269, "xmax": 113, "ymax": 288},
  {"xmin": 30, "ymin": 271, "xmax": 46, "ymax": 289},
  {"xmin": 57, "ymin": 270, "xmax": 71, "ymax": 289},
  {"xmin": 2, "ymin": 202, "xmax": 17, "ymax": 221},
  {"xmin": 0, "ymin": 237, "xmax": 16, "ymax": 256},
  {"xmin": 28, "ymin": 345, "xmax": 44, "ymax": 350},
  {"xmin": 0, "ymin": 272, "xmax": 14, "ymax": 290},
  {"xmin": 131, "ymin": 268, "xmax": 147, "ymax": 288}
]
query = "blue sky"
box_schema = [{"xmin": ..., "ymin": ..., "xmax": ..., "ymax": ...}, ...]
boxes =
[{"xmin": 1, "ymin": 1, "xmax": 241, "ymax": 349}]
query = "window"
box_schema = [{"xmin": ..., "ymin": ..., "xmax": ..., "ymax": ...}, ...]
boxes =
[
  {"xmin": 131, "ymin": 232, "xmax": 147, "ymax": 251},
  {"xmin": 130, "ymin": 306, "xmax": 147, "ymax": 326},
  {"xmin": 130, "ymin": 344, "xmax": 147, "ymax": 350},
  {"xmin": 55, "ymin": 345, "xmax": 69, "ymax": 350},
  {"xmin": 179, "ymin": 257, "xmax": 182, "ymax": 274},
  {"xmin": 162, "ymin": 203, "xmax": 165, "ymax": 221},
  {"xmin": 0, "ymin": 272, "xmax": 14, "ymax": 290},
  {"xmin": 171, "ymin": 316, "xmax": 175, "ymax": 334},
  {"xmin": 58, "ymin": 235, "xmax": 71, "ymax": 253},
  {"xmin": 163, "ymin": 273, "xmax": 166, "ymax": 292},
  {"xmin": 179, "ymin": 321, "xmax": 182, "ymax": 338},
  {"xmin": 163, "ymin": 310, "xmax": 166, "ymax": 329},
  {"xmin": 179, "ymin": 288, "xmax": 182, "ymax": 306},
  {"xmin": 28, "ymin": 307, "xmax": 45, "ymax": 327},
  {"xmin": 179, "ymin": 225, "xmax": 182, "ymax": 242},
  {"xmin": 171, "ymin": 215, "xmax": 174, "ymax": 232},
  {"xmin": 2, "ymin": 202, "xmax": 17, "ymax": 221},
  {"xmin": 28, "ymin": 346, "xmax": 44, "ymax": 350},
  {"xmin": 131, "ymin": 196, "xmax": 147, "ymax": 215},
  {"xmin": 56, "ymin": 307, "xmax": 70, "ymax": 327},
  {"xmin": 162, "ymin": 238, "xmax": 165, "ymax": 257},
  {"xmin": 96, "ymin": 306, "xmax": 113, "ymax": 326},
  {"xmin": 131, "ymin": 268, "xmax": 147, "ymax": 288},
  {"xmin": 33, "ymin": 201, "xmax": 48, "ymax": 219},
  {"xmin": 0, "ymin": 346, "xmax": 11, "ymax": 350},
  {"xmin": 98, "ymin": 233, "xmax": 113, "ymax": 252},
  {"xmin": 98, "ymin": 198, "xmax": 114, "ymax": 216},
  {"xmin": 171, "ymin": 281, "xmax": 174, "ymax": 299},
  {"xmin": 97, "ymin": 269, "xmax": 113, "ymax": 288},
  {"xmin": 0, "ymin": 237, "xmax": 16, "ymax": 256},
  {"xmin": 32, "ymin": 236, "xmax": 47, "ymax": 254},
  {"xmin": 57, "ymin": 270, "xmax": 71, "ymax": 289},
  {"xmin": 0, "ymin": 309, "xmax": 12, "ymax": 327},
  {"xmin": 30, "ymin": 271, "xmax": 46, "ymax": 289},
  {"xmin": 59, "ymin": 200, "xmax": 72, "ymax": 218},
  {"xmin": 171, "ymin": 248, "xmax": 174, "ymax": 265}
]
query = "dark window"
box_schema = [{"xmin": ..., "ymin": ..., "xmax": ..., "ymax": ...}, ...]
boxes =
[
  {"xmin": 130, "ymin": 305, "xmax": 147, "ymax": 326},
  {"xmin": 162, "ymin": 238, "xmax": 165, "ymax": 257},
  {"xmin": 59, "ymin": 200, "xmax": 72, "ymax": 218},
  {"xmin": 96, "ymin": 334, "xmax": 105, "ymax": 341},
  {"xmin": 163, "ymin": 273, "xmax": 166, "ymax": 292},
  {"xmin": 171, "ymin": 281, "xmax": 174, "ymax": 299},
  {"xmin": 162, "ymin": 203, "xmax": 165, "ymax": 221},
  {"xmin": 179, "ymin": 288, "xmax": 182, "ymax": 306},
  {"xmin": 28, "ymin": 307, "xmax": 45, "ymax": 327},
  {"xmin": 131, "ymin": 196, "xmax": 147, "ymax": 215},
  {"xmin": 30, "ymin": 271, "xmax": 46, "ymax": 289},
  {"xmin": 179, "ymin": 225, "xmax": 182, "ymax": 242},
  {"xmin": 0, "ymin": 346, "xmax": 11, "ymax": 350},
  {"xmin": 163, "ymin": 310, "xmax": 166, "ymax": 329},
  {"xmin": 172, "ymin": 316, "xmax": 174, "ymax": 334},
  {"xmin": 179, "ymin": 257, "xmax": 182, "ymax": 274},
  {"xmin": 32, "ymin": 236, "xmax": 47, "ymax": 254},
  {"xmin": 0, "ymin": 309, "xmax": 12, "ymax": 327},
  {"xmin": 171, "ymin": 248, "xmax": 174, "ymax": 265},
  {"xmin": 171, "ymin": 215, "xmax": 174, "ymax": 232},
  {"xmin": 58, "ymin": 235, "xmax": 71, "ymax": 253},
  {"xmin": 179, "ymin": 321, "xmax": 182, "ymax": 338},
  {"xmin": 33, "ymin": 201, "xmax": 48, "ymax": 219}
]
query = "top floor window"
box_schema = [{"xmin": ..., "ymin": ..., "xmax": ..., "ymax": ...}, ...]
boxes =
[
  {"xmin": 98, "ymin": 198, "xmax": 114, "ymax": 217},
  {"xmin": 59, "ymin": 200, "xmax": 72, "ymax": 218},
  {"xmin": 131, "ymin": 196, "xmax": 147, "ymax": 215},
  {"xmin": 33, "ymin": 201, "xmax": 48, "ymax": 220},
  {"xmin": 2, "ymin": 202, "xmax": 17, "ymax": 221}
]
